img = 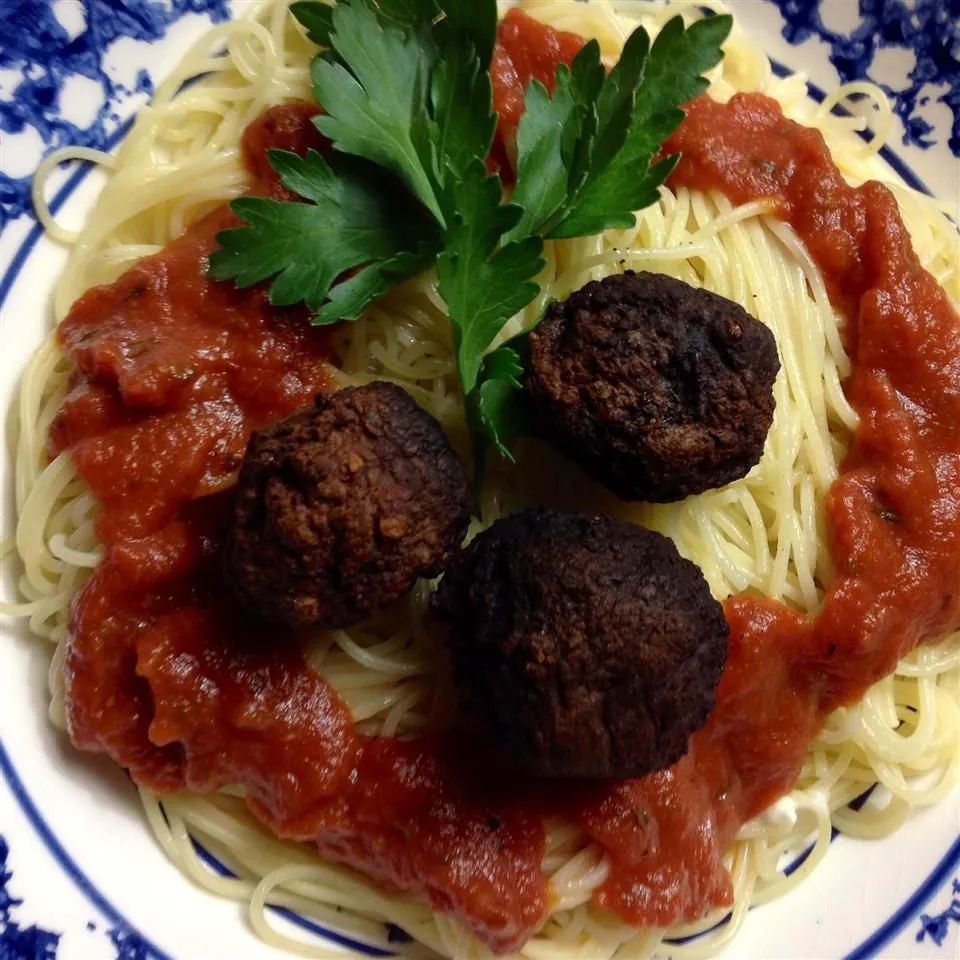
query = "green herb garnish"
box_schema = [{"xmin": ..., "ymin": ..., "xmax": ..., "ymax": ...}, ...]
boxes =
[{"xmin": 209, "ymin": 0, "xmax": 731, "ymax": 464}]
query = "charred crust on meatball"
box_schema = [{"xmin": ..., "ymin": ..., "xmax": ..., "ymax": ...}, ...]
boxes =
[
  {"xmin": 224, "ymin": 381, "xmax": 470, "ymax": 628},
  {"xmin": 524, "ymin": 271, "xmax": 780, "ymax": 503},
  {"xmin": 432, "ymin": 509, "xmax": 729, "ymax": 779}
]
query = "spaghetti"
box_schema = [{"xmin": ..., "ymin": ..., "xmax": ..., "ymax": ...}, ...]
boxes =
[{"xmin": 4, "ymin": 1, "xmax": 960, "ymax": 958}]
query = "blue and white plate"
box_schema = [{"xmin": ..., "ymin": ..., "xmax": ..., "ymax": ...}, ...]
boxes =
[{"xmin": 1, "ymin": 2, "xmax": 958, "ymax": 958}]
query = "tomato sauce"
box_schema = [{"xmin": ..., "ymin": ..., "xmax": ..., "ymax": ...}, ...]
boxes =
[
  {"xmin": 577, "ymin": 92, "xmax": 960, "ymax": 923},
  {"xmin": 53, "ymin": 14, "xmax": 960, "ymax": 954},
  {"xmin": 56, "ymin": 102, "xmax": 547, "ymax": 951},
  {"xmin": 489, "ymin": 9, "xmax": 586, "ymax": 177}
]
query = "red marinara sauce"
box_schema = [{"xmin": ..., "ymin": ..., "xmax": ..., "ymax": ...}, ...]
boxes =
[
  {"xmin": 489, "ymin": 9, "xmax": 587, "ymax": 176},
  {"xmin": 55, "ymin": 101, "xmax": 547, "ymax": 951},
  {"xmin": 578, "ymin": 94, "xmax": 960, "ymax": 922},
  {"xmin": 51, "ymin": 12, "xmax": 960, "ymax": 955}
]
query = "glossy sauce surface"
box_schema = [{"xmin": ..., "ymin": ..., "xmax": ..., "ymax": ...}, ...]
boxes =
[{"xmin": 56, "ymin": 16, "xmax": 960, "ymax": 952}]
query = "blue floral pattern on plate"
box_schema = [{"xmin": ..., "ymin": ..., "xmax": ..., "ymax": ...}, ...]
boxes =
[
  {"xmin": 0, "ymin": 2, "xmax": 958, "ymax": 958},
  {"xmin": 0, "ymin": 831, "xmax": 163, "ymax": 960},
  {"xmin": 1, "ymin": 834, "xmax": 62, "ymax": 960},
  {"xmin": 769, "ymin": 0, "xmax": 960, "ymax": 155},
  {"xmin": 0, "ymin": 0, "xmax": 230, "ymax": 229},
  {"xmin": 917, "ymin": 879, "xmax": 960, "ymax": 948}
]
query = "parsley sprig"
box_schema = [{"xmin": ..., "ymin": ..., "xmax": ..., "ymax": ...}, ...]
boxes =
[{"xmin": 209, "ymin": 0, "xmax": 731, "ymax": 462}]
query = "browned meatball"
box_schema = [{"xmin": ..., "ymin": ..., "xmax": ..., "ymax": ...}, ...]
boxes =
[
  {"xmin": 225, "ymin": 382, "xmax": 470, "ymax": 628},
  {"xmin": 525, "ymin": 271, "xmax": 780, "ymax": 502},
  {"xmin": 432, "ymin": 509, "xmax": 728, "ymax": 779}
]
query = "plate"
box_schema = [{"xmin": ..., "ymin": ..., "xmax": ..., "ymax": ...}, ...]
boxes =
[{"xmin": 1, "ymin": 2, "xmax": 958, "ymax": 958}]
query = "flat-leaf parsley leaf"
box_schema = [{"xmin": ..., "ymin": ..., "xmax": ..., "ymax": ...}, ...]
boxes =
[
  {"xmin": 209, "ymin": 149, "xmax": 438, "ymax": 317},
  {"xmin": 212, "ymin": 0, "xmax": 731, "ymax": 467}
]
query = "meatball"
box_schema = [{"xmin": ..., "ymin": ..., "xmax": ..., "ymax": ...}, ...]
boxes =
[
  {"xmin": 225, "ymin": 381, "xmax": 470, "ymax": 628},
  {"xmin": 432, "ymin": 509, "xmax": 728, "ymax": 779},
  {"xmin": 525, "ymin": 271, "xmax": 780, "ymax": 502}
]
